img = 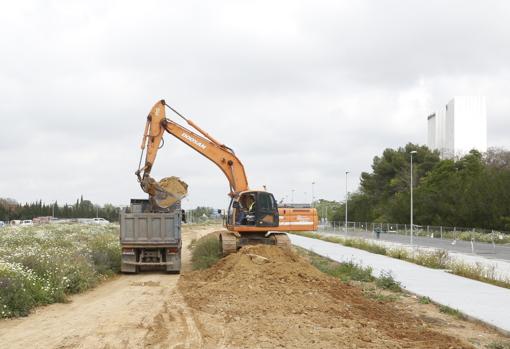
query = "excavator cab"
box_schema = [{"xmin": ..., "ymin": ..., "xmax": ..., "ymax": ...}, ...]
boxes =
[{"xmin": 228, "ymin": 191, "xmax": 279, "ymax": 228}]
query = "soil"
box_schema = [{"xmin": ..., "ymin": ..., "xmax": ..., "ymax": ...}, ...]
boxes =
[
  {"xmin": 1, "ymin": 224, "xmax": 507, "ymax": 349},
  {"xmin": 178, "ymin": 242, "xmax": 503, "ymax": 349}
]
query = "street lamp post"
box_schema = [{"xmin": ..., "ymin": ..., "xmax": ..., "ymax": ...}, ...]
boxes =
[
  {"xmin": 311, "ymin": 181, "xmax": 316, "ymax": 207},
  {"xmin": 345, "ymin": 171, "xmax": 349, "ymax": 232},
  {"xmin": 410, "ymin": 150, "xmax": 417, "ymax": 246}
]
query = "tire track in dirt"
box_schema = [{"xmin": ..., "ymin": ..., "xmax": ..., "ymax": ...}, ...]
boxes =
[{"xmin": 144, "ymin": 289, "xmax": 203, "ymax": 349}]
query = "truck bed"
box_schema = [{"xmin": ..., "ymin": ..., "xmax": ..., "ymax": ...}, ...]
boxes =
[{"xmin": 120, "ymin": 212, "xmax": 181, "ymax": 245}]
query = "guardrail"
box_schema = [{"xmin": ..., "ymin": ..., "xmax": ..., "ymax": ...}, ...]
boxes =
[{"xmin": 317, "ymin": 221, "xmax": 510, "ymax": 258}]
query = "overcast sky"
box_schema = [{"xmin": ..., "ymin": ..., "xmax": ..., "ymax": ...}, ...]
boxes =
[{"xmin": 1, "ymin": 0, "xmax": 509, "ymax": 209}]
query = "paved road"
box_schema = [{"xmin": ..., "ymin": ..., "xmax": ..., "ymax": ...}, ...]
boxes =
[
  {"xmin": 290, "ymin": 234, "xmax": 510, "ymax": 334},
  {"xmin": 319, "ymin": 227, "xmax": 510, "ymax": 262}
]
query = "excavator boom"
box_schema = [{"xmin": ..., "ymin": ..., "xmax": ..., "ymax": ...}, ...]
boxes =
[{"xmin": 137, "ymin": 100, "xmax": 248, "ymax": 197}]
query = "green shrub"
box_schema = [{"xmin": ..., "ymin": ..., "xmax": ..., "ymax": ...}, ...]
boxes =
[
  {"xmin": 343, "ymin": 238, "xmax": 387, "ymax": 255},
  {"xmin": 411, "ymin": 249, "xmax": 450, "ymax": 269},
  {"xmin": 387, "ymin": 248, "xmax": 409, "ymax": 260},
  {"xmin": 419, "ymin": 296, "xmax": 431, "ymax": 304},
  {"xmin": 312, "ymin": 258, "xmax": 374, "ymax": 283},
  {"xmin": 376, "ymin": 271, "xmax": 402, "ymax": 292},
  {"xmin": 439, "ymin": 305, "xmax": 465, "ymax": 319},
  {"xmin": 86, "ymin": 234, "xmax": 121, "ymax": 275},
  {"xmin": 191, "ymin": 235, "xmax": 221, "ymax": 270}
]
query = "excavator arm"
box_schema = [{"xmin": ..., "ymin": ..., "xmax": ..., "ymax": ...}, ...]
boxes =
[{"xmin": 136, "ymin": 100, "xmax": 249, "ymax": 200}]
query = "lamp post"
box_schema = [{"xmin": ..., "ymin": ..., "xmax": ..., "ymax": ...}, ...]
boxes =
[
  {"xmin": 311, "ymin": 181, "xmax": 316, "ymax": 207},
  {"xmin": 410, "ymin": 151, "xmax": 417, "ymax": 246},
  {"xmin": 345, "ymin": 171, "xmax": 349, "ymax": 232}
]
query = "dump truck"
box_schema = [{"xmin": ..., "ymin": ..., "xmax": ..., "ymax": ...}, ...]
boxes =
[{"xmin": 120, "ymin": 199, "xmax": 182, "ymax": 273}]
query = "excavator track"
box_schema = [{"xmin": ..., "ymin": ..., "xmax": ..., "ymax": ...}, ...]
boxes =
[
  {"xmin": 219, "ymin": 231, "xmax": 238, "ymax": 257},
  {"xmin": 274, "ymin": 233, "xmax": 291, "ymax": 249}
]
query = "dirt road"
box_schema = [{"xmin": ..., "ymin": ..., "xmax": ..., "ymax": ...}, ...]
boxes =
[{"xmin": 0, "ymin": 225, "xmax": 216, "ymax": 349}]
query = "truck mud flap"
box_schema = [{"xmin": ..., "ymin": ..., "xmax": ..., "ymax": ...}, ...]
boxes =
[{"xmin": 121, "ymin": 254, "xmax": 137, "ymax": 273}]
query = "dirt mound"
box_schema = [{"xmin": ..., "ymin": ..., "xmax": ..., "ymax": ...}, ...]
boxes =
[
  {"xmin": 156, "ymin": 176, "xmax": 188, "ymax": 207},
  {"xmin": 179, "ymin": 244, "xmax": 472, "ymax": 349}
]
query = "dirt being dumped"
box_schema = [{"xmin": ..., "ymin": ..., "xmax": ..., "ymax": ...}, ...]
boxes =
[{"xmin": 179, "ymin": 244, "xmax": 472, "ymax": 349}]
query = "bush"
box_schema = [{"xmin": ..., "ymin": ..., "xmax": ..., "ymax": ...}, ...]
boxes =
[
  {"xmin": 343, "ymin": 238, "xmax": 387, "ymax": 255},
  {"xmin": 376, "ymin": 271, "xmax": 402, "ymax": 292},
  {"xmin": 0, "ymin": 224, "xmax": 121, "ymax": 318},
  {"xmin": 310, "ymin": 255, "xmax": 374, "ymax": 283},
  {"xmin": 411, "ymin": 249, "xmax": 450, "ymax": 269},
  {"xmin": 419, "ymin": 296, "xmax": 431, "ymax": 304},
  {"xmin": 439, "ymin": 305, "xmax": 465, "ymax": 319},
  {"xmin": 387, "ymin": 248, "xmax": 409, "ymax": 260},
  {"xmin": 191, "ymin": 235, "xmax": 221, "ymax": 270}
]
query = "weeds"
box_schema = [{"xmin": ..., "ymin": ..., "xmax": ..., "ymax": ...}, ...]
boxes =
[
  {"xmin": 298, "ymin": 248, "xmax": 403, "ymax": 304},
  {"xmin": 309, "ymin": 255, "xmax": 374, "ymax": 283},
  {"xmin": 387, "ymin": 248, "xmax": 409, "ymax": 260},
  {"xmin": 486, "ymin": 340, "xmax": 510, "ymax": 349},
  {"xmin": 191, "ymin": 235, "xmax": 221, "ymax": 270},
  {"xmin": 419, "ymin": 296, "xmax": 432, "ymax": 304},
  {"xmin": 0, "ymin": 224, "xmax": 120, "ymax": 318},
  {"xmin": 411, "ymin": 249, "xmax": 450, "ymax": 269},
  {"xmin": 366, "ymin": 291, "xmax": 399, "ymax": 302},
  {"xmin": 375, "ymin": 271, "xmax": 402, "ymax": 292},
  {"xmin": 439, "ymin": 305, "xmax": 466, "ymax": 319},
  {"xmin": 344, "ymin": 238, "xmax": 388, "ymax": 255}
]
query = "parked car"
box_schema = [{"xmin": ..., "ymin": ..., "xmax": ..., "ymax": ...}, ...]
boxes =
[
  {"xmin": 20, "ymin": 220, "xmax": 33, "ymax": 226},
  {"xmin": 0, "ymin": 221, "xmax": 5, "ymax": 228},
  {"xmin": 92, "ymin": 218, "xmax": 109, "ymax": 225}
]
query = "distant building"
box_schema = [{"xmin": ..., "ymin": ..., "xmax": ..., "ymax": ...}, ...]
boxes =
[{"xmin": 427, "ymin": 96, "xmax": 487, "ymax": 159}]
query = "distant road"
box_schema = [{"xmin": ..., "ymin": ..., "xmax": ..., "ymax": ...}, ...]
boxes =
[{"xmin": 320, "ymin": 227, "xmax": 510, "ymax": 262}]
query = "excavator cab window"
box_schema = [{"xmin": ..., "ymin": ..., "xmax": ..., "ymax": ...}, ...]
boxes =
[
  {"xmin": 228, "ymin": 192, "xmax": 279, "ymax": 227},
  {"xmin": 254, "ymin": 192, "xmax": 279, "ymax": 227}
]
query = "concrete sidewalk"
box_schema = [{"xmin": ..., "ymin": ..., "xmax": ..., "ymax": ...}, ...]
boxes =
[{"xmin": 290, "ymin": 234, "xmax": 510, "ymax": 334}]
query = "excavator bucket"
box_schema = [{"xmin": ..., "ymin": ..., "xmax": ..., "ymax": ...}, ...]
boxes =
[{"xmin": 141, "ymin": 176, "xmax": 188, "ymax": 209}]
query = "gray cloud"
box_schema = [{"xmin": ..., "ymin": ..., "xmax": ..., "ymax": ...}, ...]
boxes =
[{"xmin": 1, "ymin": 0, "xmax": 509, "ymax": 209}]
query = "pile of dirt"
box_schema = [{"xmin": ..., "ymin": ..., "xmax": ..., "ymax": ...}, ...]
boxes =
[{"xmin": 179, "ymin": 244, "xmax": 472, "ymax": 349}]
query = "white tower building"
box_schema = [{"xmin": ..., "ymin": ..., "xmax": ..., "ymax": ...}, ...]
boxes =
[{"xmin": 427, "ymin": 96, "xmax": 487, "ymax": 159}]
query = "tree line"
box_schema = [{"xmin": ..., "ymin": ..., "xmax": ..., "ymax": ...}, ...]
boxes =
[
  {"xmin": 0, "ymin": 196, "xmax": 120, "ymax": 222},
  {"xmin": 314, "ymin": 145, "xmax": 510, "ymax": 231}
]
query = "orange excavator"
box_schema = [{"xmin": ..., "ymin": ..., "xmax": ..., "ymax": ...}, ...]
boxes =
[{"xmin": 136, "ymin": 100, "xmax": 318, "ymax": 255}]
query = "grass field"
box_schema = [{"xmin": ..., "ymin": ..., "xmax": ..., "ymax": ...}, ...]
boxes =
[{"xmin": 0, "ymin": 224, "xmax": 120, "ymax": 318}]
